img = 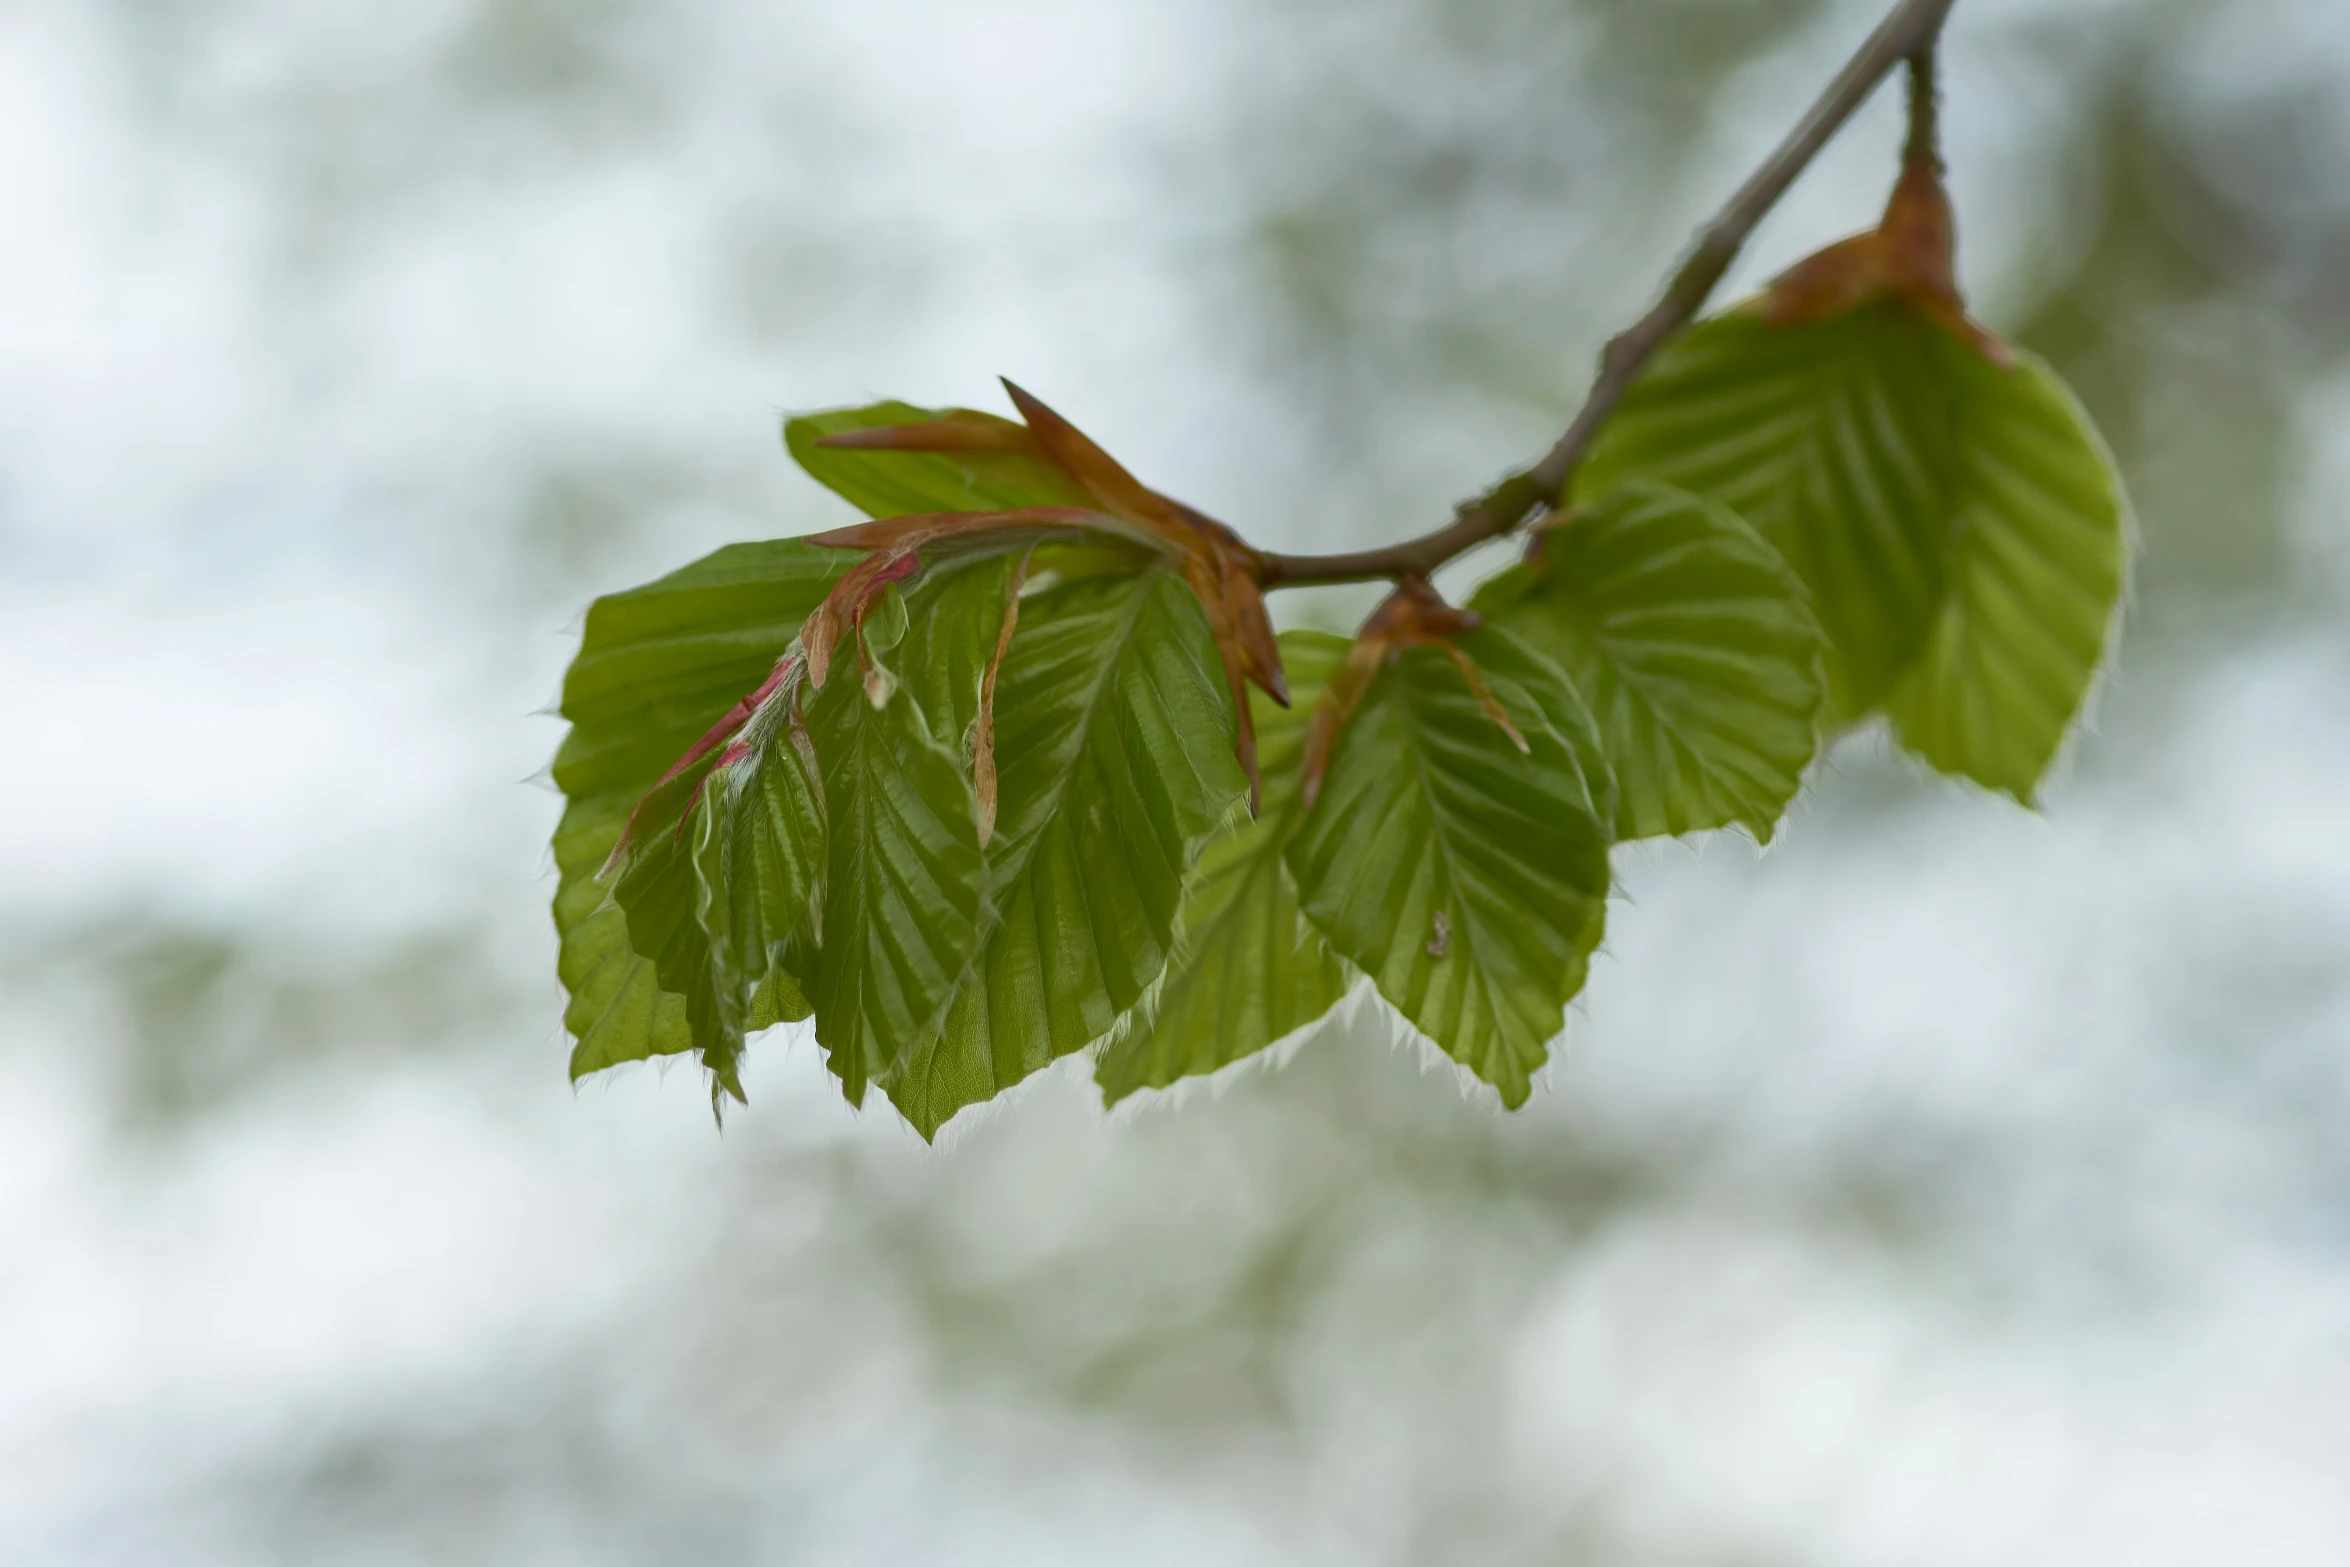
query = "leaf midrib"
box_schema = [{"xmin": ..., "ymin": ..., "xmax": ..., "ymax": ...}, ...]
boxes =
[{"xmin": 983, "ymin": 562, "xmax": 1176, "ymax": 901}]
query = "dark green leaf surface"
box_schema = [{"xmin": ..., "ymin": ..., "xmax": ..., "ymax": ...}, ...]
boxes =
[
  {"xmin": 1285, "ymin": 628, "xmax": 1612, "ymax": 1108},
  {"xmin": 1883, "ymin": 351, "xmax": 2125, "ymax": 800},
  {"xmin": 785, "ymin": 401, "xmax": 1091, "ymax": 521},
  {"xmin": 800, "ymin": 562, "xmax": 1014, "ymax": 1103},
  {"xmin": 552, "ymin": 540, "xmax": 848, "ymax": 1081},
  {"xmin": 1095, "ymin": 630, "xmax": 1354, "ymax": 1105},
  {"xmin": 1474, "ymin": 480, "xmax": 1824, "ymax": 841},
  {"xmin": 1576, "ymin": 302, "xmax": 1963, "ymax": 711},
  {"xmin": 885, "ymin": 563, "xmax": 1249, "ymax": 1139}
]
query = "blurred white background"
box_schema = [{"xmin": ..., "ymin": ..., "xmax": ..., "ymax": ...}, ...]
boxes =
[{"xmin": 4, "ymin": 0, "xmax": 2350, "ymax": 1562}]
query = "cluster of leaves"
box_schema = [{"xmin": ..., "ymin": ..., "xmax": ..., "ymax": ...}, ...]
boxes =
[{"xmin": 551, "ymin": 157, "xmax": 2125, "ymax": 1138}]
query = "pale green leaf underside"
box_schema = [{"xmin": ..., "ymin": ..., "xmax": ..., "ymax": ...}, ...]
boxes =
[
  {"xmin": 1095, "ymin": 630, "xmax": 1354, "ymax": 1105},
  {"xmin": 886, "ymin": 564, "xmax": 1249, "ymax": 1139},
  {"xmin": 1576, "ymin": 302, "xmax": 1961, "ymax": 711},
  {"xmin": 784, "ymin": 401, "xmax": 1091, "ymax": 521},
  {"xmin": 1475, "ymin": 479, "xmax": 1825, "ymax": 841},
  {"xmin": 1578, "ymin": 304, "xmax": 2123, "ymax": 801},
  {"xmin": 552, "ymin": 540, "xmax": 847, "ymax": 1080},
  {"xmin": 1882, "ymin": 350, "xmax": 2125, "ymax": 801},
  {"xmin": 1285, "ymin": 630, "xmax": 1612, "ymax": 1108}
]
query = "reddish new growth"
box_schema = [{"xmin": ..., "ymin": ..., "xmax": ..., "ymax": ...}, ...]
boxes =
[
  {"xmin": 814, "ymin": 380, "xmax": 1291, "ymax": 808},
  {"xmin": 1299, "ymin": 577, "xmax": 1528, "ymax": 810},
  {"xmin": 603, "ymin": 652, "xmax": 802, "ymax": 872},
  {"xmin": 1757, "ymin": 156, "xmax": 2011, "ymax": 367}
]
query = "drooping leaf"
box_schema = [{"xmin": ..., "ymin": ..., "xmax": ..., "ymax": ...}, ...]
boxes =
[
  {"xmin": 797, "ymin": 555, "xmax": 1017, "ymax": 1103},
  {"xmin": 1576, "ymin": 155, "xmax": 2124, "ymax": 801},
  {"xmin": 1286, "ymin": 618, "xmax": 1613, "ymax": 1108},
  {"xmin": 1575, "ymin": 300, "xmax": 1964, "ymax": 711},
  {"xmin": 689, "ymin": 665, "xmax": 827, "ymax": 1055},
  {"xmin": 1096, "ymin": 630, "xmax": 1355, "ymax": 1105},
  {"xmin": 552, "ymin": 540, "xmax": 850, "ymax": 1084},
  {"xmin": 883, "ymin": 560, "xmax": 1250, "ymax": 1139},
  {"xmin": 1472, "ymin": 480, "xmax": 1825, "ymax": 841},
  {"xmin": 1881, "ymin": 350, "xmax": 2125, "ymax": 800},
  {"xmin": 784, "ymin": 401, "xmax": 1093, "ymax": 520}
]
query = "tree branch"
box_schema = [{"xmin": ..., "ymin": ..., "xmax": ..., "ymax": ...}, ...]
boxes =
[{"xmin": 1256, "ymin": 0, "xmax": 1960, "ymax": 589}]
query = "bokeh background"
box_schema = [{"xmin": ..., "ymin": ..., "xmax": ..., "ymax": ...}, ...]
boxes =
[{"xmin": 5, "ymin": 0, "xmax": 2350, "ymax": 1561}]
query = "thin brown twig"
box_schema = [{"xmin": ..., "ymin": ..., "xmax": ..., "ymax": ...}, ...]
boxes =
[
  {"xmin": 1904, "ymin": 40, "xmax": 1942, "ymax": 174},
  {"xmin": 1256, "ymin": 0, "xmax": 1960, "ymax": 589}
]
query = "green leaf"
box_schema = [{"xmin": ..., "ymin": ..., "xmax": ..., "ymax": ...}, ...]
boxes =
[
  {"xmin": 1285, "ymin": 627, "xmax": 1613, "ymax": 1108},
  {"xmin": 1882, "ymin": 351, "xmax": 2125, "ymax": 800},
  {"xmin": 785, "ymin": 401, "xmax": 1091, "ymax": 521},
  {"xmin": 1095, "ymin": 630, "xmax": 1355, "ymax": 1105},
  {"xmin": 798, "ymin": 557, "xmax": 1015, "ymax": 1103},
  {"xmin": 883, "ymin": 561, "xmax": 1250, "ymax": 1139},
  {"xmin": 1473, "ymin": 479, "xmax": 1825, "ymax": 841},
  {"xmin": 552, "ymin": 540, "xmax": 849, "ymax": 1082},
  {"xmin": 1577, "ymin": 304, "xmax": 2125, "ymax": 801},
  {"xmin": 690, "ymin": 685, "xmax": 826, "ymax": 1056},
  {"xmin": 555, "ymin": 540, "xmax": 859, "ymax": 801},
  {"xmin": 1576, "ymin": 301, "xmax": 1963, "ymax": 711},
  {"xmin": 606, "ymin": 756, "xmax": 790, "ymax": 1101},
  {"xmin": 554, "ymin": 793, "xmax": 696, "ymax": 1076}
]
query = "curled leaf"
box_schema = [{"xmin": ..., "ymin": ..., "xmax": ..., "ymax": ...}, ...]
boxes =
[{"xmin": 604, "ymin": 653, "xmax": 800, "ymax": 871}]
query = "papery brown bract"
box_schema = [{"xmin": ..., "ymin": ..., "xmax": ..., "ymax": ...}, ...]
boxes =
[
  {"xmin": 1299, "ymin": 577, "xmax": 1525, "ymax": 809},
  {"xmin": 819, "ymin": 381, "xmax": 1291, "ymax": 806},
  {"xmin": 1757, "ymin": 158, "xmax": 2012, "ymax": 367}
]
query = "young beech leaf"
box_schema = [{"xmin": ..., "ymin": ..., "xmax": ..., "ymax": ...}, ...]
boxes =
[
  {"xmin": 552, "ymin": 539, "xmax": 850, "ymax": 1088},
  {"xmin": 791, "ymin": 386, "xmax": 1287, "ymax": 804},
  {"xmin": 883, "ymin": 560, "xmax": 1249, "ymax": 1140},
  {"xmin": 1879, "ymin": 350, "xmax": 2125, "ymax": 801},
  {"xmin": 785, "ymin": 401, "xmax": 1094, "ymax": 520},
  {"xmin": 1095, "ymin": 630, "xmax": 1355, "ymax": 1105},
  {"xmin": 1472, "ymin": 480, "xmax": 1826, "ymax": 842},
  {"xmin": 796, "ymin": 554, "xmax": 1017, "ymax": 1102},
  {"xmin": 1574, "ymin": 299, "xmax": 1963, "ymax": 714},
  {"xmin": 1286, "ymin": 606, "xmax": 1613, "ymax": 1109},
  {"xmin": 689, "ymin": 663, "xmax": 826, "ymax": 1054},
  {"xmin": 1577, "ymin": 158, "xmax": 2125, "ymax": 800}
]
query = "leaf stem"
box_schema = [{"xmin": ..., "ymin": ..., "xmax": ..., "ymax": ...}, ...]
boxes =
[
  {"xmin": 1255, "ymin": 0, "xmax": 1960, "ymax": 590},
  {"xmin": 1904, "ymin": 40, "xmax": 1942, "ymax": 175}
]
